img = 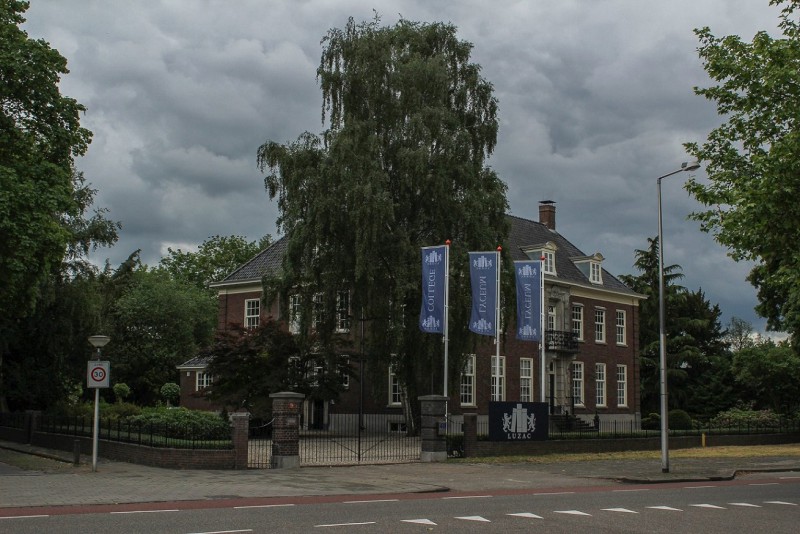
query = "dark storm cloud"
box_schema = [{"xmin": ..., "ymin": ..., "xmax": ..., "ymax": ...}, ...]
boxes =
[{"xmin": 21, "ymin": 0, "xmax": 784, "ymax": 335}]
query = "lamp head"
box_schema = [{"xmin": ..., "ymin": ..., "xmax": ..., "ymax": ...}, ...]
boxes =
[
  {"xmin": 88, "ymin": 335, "xmax": 110, "ymax": 348},
  {"xmin": 681, "ymin": 160, "xmax": 701, "ymax": 172}
]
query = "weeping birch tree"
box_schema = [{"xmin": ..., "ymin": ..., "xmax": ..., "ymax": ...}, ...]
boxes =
[{"xmin": 257, "ymin": 16, "xmax": 508, "ymax": 427}]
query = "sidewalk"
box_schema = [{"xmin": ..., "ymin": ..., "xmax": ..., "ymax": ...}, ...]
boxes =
[{"xmin": 1, "ymin": 440, "xmax": 799, "ymax": 509}]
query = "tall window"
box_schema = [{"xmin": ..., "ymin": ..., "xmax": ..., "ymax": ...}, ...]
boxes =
[
  {"xmin": 491, "ymin": 355, "xmax": 505, "ymax": 401},
  {"xmin": 595, "ymin": 308, "xmax": 606, "ymax": 343},
  {"xmin": 336, "ymin": 290, "xmax": 351, "ymax": 332},
  {"xmin": 388, "ymin": 367, "xmax": 402, "ymax": 406},
  {"xmin": 547, "ymin": 305, "xmax": 556, "ymax": 331},
  {"xmin": 617, "ymin": 365, "xmax": 627, "ymax": 407},
  {"xmin": 460, "ymin": 354, "xmax": 476, "ymax": 406},
  {"xmin": 572, "ymin": 305, "xmax": 584, "ymax": 340},
  {"xmin": 520, "ymin": 358, "xmax": 533, "ymax": 402},
  {"xmin": 195, "ymin": 372, "xmax": 213, "ymax": 391},
  {"xmin": 289, "ymin": 294, "xmax": 301, "ymax": 334},
  {"xmin": 616, "ymin": 310, "xmax": 626, "ymax": 345},
  {"xmin": 245, "ymin": 299, "xmax": 260, "ymax": 329},
  {"xmin": 542, "ymin": 250, "xmax": 555, "ymax": 274},
  {"xmin": 572, "ymin": 362, "xmax": 584, "ymax": 406},
  {"xmin": 339, "ymin": 355, "xmax": 350, "ymax": 388},
  {"xmin": 596, "ymin": 363, "xmax": 606, "ymax": 407},
  {"xmin": 590, "ymin": 262, "xmax": 602, "ymax": 284}
]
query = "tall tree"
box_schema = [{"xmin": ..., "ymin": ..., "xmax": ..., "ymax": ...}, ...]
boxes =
[
  {"xmin": 158, "ymin": 234, "xmax": 272, "ymax": 291},
  {"xmin": 685, "ymin": 0, "xmax": 800, "ymax": 343},
  {"xmin": 732, "ymin": 339, "xmax": 800, "ymax": 414},
  {"xmin": 258, "ymin": 16, "xmax": 508, "ymax": 426},
  {"xmin": 0, "ymin": 0, "xmax": 95, "ymax": 410}
]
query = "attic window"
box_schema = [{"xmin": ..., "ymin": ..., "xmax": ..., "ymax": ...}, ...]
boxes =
[
  {"xmin": 590, "ymin": 262, "xmax": 602, "ymax": 284},
  {"xmin": 543, "ymin": 250, "xmax": 555, "ymax": 275}
]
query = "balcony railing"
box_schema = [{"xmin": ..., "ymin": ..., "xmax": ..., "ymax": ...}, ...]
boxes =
[{"xmin": 545, "ymin": 330, "xmax": 579, "ymax": 352}]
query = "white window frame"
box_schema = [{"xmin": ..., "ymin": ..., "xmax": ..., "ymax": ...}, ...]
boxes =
[
  {"xmin": 572, "ymin": 361, "xmax": 584, "ymax": 406},
  {"xmin": 596, "ymin": 363, "xmax": 606, "ymax": 407},
  {"xmin": 617, "ymin": 365, "xmax": 628, "ymax": 407},
  {"xmin": 244, "ymin": 299, "xmax": 260, "ymax": 329},
  {"xmin": 616, "ymin": 310, "xmax": 626, "ymax": 345},
  {"xmin": 289, "ymin": 294, "xmax": 301, "ymax": 334},
  {"xmin": 542, "ymin": 250, "xmax": 556, "ymax": 275},
  {"xmin": 590, "ymin": 261, "xmax": 603, "ymax": 284},
  {"xmin": 595, "ymin": 308, "xmax": 606, "ymax": 343},
  {"xmin": 547, "ymin": 305, "xmax": 556, "ymax": 332},
  {"xmin": 460, "ymin": 354, "xmax": 476, "ymax": 406},
  {"xmin": 491, "ymin": 355, "xmax": 506, "ymax": 401},
  {"xmin": 388, "ymin": 367, "xmax": 402, "ymax": 406},
  {"xmin": 336, "ymin": 290, "xmax": 351, "ymax": 332},
  {"xmin": 195, "ymin": 371, "xmax": 213, "ymax": 391},
  {"xmin": 520, "ymin": 358, "xmax": 533, "ymax": 402},
  {"xmin": 572, "ymin": 304, "xmax": 584, "ymax": 341}
]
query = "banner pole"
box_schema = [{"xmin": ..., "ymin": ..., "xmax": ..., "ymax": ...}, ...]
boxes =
[
  {"xmin": 443, "ymin": 240, "xmax": 450, "ymax": 398},
  {"xmin": 495, "ymin": 247, "xmax": 502, "ymax": 396},
  {"xmin": 540, "ymin": 255, "xmax": 546, "ymax": 403}
]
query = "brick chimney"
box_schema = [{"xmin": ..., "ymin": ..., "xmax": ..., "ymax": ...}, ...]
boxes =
[{"xmin": 539, "ymin": 200, "xmax": 556, "ymax": 230}]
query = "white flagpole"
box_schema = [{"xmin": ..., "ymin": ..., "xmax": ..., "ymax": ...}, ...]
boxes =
[
  {"xmin": 540, "ymin": 255, "xmax": 546, "ymax": 403},
  {"xmin": 495, "ymin": 247, "xmax": 502, "ymax": 391},
  {"xmin": 443, "ymin": 240, "xmax": 450, "ymax": 398}
]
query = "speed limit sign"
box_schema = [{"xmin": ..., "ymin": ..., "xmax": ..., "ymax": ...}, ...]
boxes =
[{"xmin": 87, "ymin": 361, "xmax": 110, "ymax": 388}]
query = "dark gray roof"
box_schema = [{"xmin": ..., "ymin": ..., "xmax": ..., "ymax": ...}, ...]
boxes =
[
  {"xmin": 176, "ymin": 355, "xmax": 211, "ymax": 368},
  {"xmin": 211, "ymin": 217, "xmax": 638, "ymax": 297},
  {"xmin": 211, "ymin": 235, "xmax": 288, "ymax": 285},
  {"xmin": 507, "ymin": 214, "xmax": 638, "ymax": 296}
]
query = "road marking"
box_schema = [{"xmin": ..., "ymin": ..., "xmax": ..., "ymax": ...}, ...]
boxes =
[
  {"xmin": 0, "ymin": 515, "xmax": 49, "ymax": 520},
  {"xmin": 402, "ymin": 519, "xmax": 437, "ymax": 525},
  {"xmin": 234, "ymin": 504, "xmax": 295, "ymax": 509},
  {"xmin": 647, "ymin": 506, "xmax": 683, "ymax": 511},
  {"xmin": 690, "ymin": 504, "xmax": 726, "ymax": 509},
  {"xmin": 442, "ymin": 495, "xmax": 493, "ymax": 500},
  {"xmin": 554, "ymin": 510, "xmax": 591, "ymax": 516},
  {"xmin": 765, "ymin": 501, "xmax": 797, "ymax": 506},
  {"xmin": 533, "ymin": 491, "xmax": 575, "ymax": 496},
  {"xmin": 779, "ymin": 476, "xmax": 800, "ymax": 480},
  {"xmin": 613, "ymin": 488, "xmax": 649, "ymax": 493},
  {"xmin": 749, "ymin": 483, "xmax": 779, "ymax": 486},
  {"xmin": 188, "ymin": 530, "xmax": 253, "ymax": 534},
  {"xmin": 344, "ymin": 499, "xmax": 399, "ymax": 504},
  {"xmin": 508, "ymin": 512, "xmax": 543, "ymax": 519},
  {"xmin": 315, "ymin": 522, "xmax": 376, "ymax": 527},
  {"xmin": 110, "ymin": 509, "xmax": 179, "ymax": 514},
  {"xmin": 602, "ymin": 508, "xmax": 638, "ymax": 513},
  {"xmin": 456, "ymin": 516, "xmax": 491, "ymax": 522},
  {"xmin": 684, "ymin": 485, "xmax": 716, "ymax": 489},
  {"xmin": 728, "ymin": 503, "xmax": 761, "ymax": 508}
]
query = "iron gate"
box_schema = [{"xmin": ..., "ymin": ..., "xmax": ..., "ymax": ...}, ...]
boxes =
[{"xmin": 248, "ymin": 416, "xmax": 273, "ymax": 468}]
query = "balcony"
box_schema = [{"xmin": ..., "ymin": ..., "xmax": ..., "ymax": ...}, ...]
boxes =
[{"xmin": 545, "ymin": 330, "xmax": 579, "ymax": 353}]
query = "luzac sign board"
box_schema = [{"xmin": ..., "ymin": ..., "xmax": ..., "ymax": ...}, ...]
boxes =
[{"xmin": 488, "ymin": 402, "xmax": 549, "ymax": 441}]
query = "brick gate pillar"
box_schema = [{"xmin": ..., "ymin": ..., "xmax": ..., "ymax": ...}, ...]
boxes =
[
  {"xmin": 418, "ymin": 395, "xmax": 448, "ymax": 462},
  {"xmin": 230, "ymin": 409, "xmax": 250, "ymax": 470},
  {"xmin": 270, "ymin": 391, "xmax": 304, "ymax": 469}
]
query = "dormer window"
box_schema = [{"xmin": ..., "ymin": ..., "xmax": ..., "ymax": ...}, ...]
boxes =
[
  {"xmin": 543, "ymin": 250, "xmax": 555, "ymax": 275},
  {"xmin": 572, "ymin": 252, "xmax": 604, "ymax": 285},
  {"xmin": 523, "ymin": 241, "xmax": 557, "ymax": 276}
]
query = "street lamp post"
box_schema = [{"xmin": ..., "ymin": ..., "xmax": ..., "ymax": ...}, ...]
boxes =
[
  {"xmin": 656, "ymin": 160, "xmax": 700, "ymax": 473},
  {"xmin": 88, "ymin": 335, "xmax": 110, "ymax": 472}
]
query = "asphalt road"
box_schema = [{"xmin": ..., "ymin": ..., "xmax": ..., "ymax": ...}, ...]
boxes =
[{"xmin": 1, "ymin": 472, "xmax": 798, "ymax": 533}]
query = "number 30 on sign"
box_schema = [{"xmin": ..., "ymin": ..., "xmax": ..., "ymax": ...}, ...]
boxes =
[{"xmin": 87, "ymin": 361, "xmax": 110, "ymax": 388}]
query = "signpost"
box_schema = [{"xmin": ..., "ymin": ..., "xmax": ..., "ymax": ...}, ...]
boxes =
[{"xmin": 87, "ymin": 335, "xmax": 110, "ymax": 472}]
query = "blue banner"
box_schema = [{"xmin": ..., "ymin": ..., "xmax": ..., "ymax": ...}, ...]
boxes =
[
  {"xmin": 515, "ymin": 260, "xmax": 542, "ymax": 341},
  {"xmin": 469, "ymin": 251, "xmax": 498, "ymax": 337},
  {"xmin": 419, "ymin": 246, "xmax": 447, "ymax": 334}
]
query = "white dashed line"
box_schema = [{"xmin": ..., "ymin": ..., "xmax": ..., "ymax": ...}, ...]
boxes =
[
  {"xmin": 602, "ymin": 508, "xmax": 638, "ymax": 513},
  {"xmin": 344, "ymin": 499, "xmax": 399, "ymax": 504},
  {"xmin": 456, "ymin": 516, "xmax": 491, "ymax": 522},
  {"xmin": 533, "ymin": 491, "xmax": 575, "ymax": 496},
  {"xmin": 508, "ymin": 512, "xmax": 543, "ymax": 519},
  {"xmin": 442, "ymin": 495, "xmax": 492, "ymax": 500},
  {"xmin": 728, "ymin": 503, "xmax": 761, "ymax": 507},
  {"xmin": 749, "ymin": 483, "xmax": 779, "ymax": 486},
  {"xmin": 647, "ymin": 506, "xmax": 683, "ymax": 511},
  {"xmin": 765, "ymin": 501, "xmax": 797, "ymax": 506},
  {"xmin": 553, "ymin": 510, "xmax": 591, "ymax": 516},
  {"xmin": 690, "ymin": 504, "xmax": 726, "ymax": 509},
  {"xmin": 234, "ymin": 504, "xmax": 295, "ymax": 509},
  {"xmin": 684, "ymin": 485, "xmax": 716, "ymax": 489},
  {"xmin": 613, "ymin": 488, "xmax": 650, "ymax": 493},
  {"xmin": 188, "ymin": 530, "xmax": 253, "ymax": 534},
  {"xmin": 779, "ymin": 476, "xmax": 800, "ymax": 480},
  {"xmin": 110, "ymin": 509, "xmax": 179, "ymax": 514},
  {"xmin": 402, "ymin": 519, "xmax": 437, "ymax": 525},
  {"xmin": 0, "ymin": 515, "xmax": 49, "ymax": 520},
  {"xmin": 315, "ymin": 522, "xmax": 376, "ymax": 528}
]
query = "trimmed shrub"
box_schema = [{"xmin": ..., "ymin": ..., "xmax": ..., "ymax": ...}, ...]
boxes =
[
  {"xmin": 710, "ymin": 407, "xmax": 781, "ymax": 428},
  {"xmin": 668, "ymin": 409, "xmax": 693, "ymax": 430}
]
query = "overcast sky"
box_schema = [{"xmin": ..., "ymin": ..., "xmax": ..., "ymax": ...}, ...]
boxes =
[{"xmin": 22, "ymin": 0, "xmax": 785, "ymax": 335}]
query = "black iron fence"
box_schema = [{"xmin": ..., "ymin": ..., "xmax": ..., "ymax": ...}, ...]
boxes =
[
  {"xmin": 35, "ymin": 415, "xmax": 233, "ymax": 450},
  {"xmin": 0, "ymin": 412, "xmax": 25, "ymax": 429},
  {"xmin": 248, "ymin": 416, "xmax": 273, "ymax": 468},
  {"xmin": 299, "ymin": 413, "xmax": 420, "ymax": 466}
]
